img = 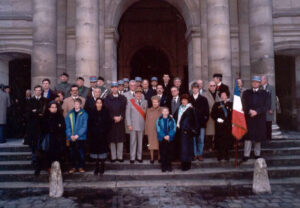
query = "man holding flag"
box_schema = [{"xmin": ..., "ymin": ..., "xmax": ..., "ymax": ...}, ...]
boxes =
[{"xmin": 241, "ymin": 76, "xmax": 269, "ymax": 162}]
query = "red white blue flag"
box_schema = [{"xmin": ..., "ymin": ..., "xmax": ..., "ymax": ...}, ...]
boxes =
[{"xmin": 232, "ymin": 80, "xmax": 247, "ymax": 140}]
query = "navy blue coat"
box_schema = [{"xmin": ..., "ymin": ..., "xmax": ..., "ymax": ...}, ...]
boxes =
[{"xmin": 242, "ymin": 89, "xmax": 269, "ymax": 142}]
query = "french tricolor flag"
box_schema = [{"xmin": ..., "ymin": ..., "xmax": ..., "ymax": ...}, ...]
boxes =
[{"xmin": 232, "ymin": 80, "xmax": 247, "ymax": 140}]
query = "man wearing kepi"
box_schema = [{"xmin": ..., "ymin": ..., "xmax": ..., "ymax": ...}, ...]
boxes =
[
  {"xmin": 242, "ymin": 76, "xmax": 269, "ymax": 161},
  {"xmin": 126, "ymin": 88, "xmax": 148, "ymax": 163}
]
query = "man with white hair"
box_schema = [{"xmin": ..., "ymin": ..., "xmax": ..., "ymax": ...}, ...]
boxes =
[{"xmin": 261, "ymin": 75, "xmax": 276, "ymax": 141}]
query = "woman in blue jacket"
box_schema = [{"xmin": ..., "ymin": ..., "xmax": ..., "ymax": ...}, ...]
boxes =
[
  {"xmin": 65, "ymin": 98, "xmax": 88, "ymax": 174},
  {"xmin": 156, "ymin": 107, "xmax": 176, "ymax": 172}
]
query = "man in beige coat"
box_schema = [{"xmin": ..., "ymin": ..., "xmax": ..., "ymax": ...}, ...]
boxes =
[
  {"xmin": 62, "ymin": 85, "xmax": 86, "ymax": 117},
  {"xmin": 203, "ymin": 81, "xmax": 218, "ymax": 152}
]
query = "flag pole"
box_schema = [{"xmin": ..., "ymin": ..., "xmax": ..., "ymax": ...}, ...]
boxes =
[{"xmin": 235, "ymin": 139, "xmax": 238, "ymax": 168}]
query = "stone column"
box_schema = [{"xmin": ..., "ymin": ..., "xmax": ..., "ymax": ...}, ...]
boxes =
[
  {"xmin": 31, "ymin": 0, "xmax": 57, "ymax": 88},
  {"xmin": 207, "ymin": 0, "xmax": 232, "ymax": 90},
  {"xmin": 103, "ymin": 27, "xmax": 119, "ymax": 83},
  {"xmin": 0, "ymin": 57, "xmax": 9, "ymax": 85},
  {"xmin": 238, "ymin": 0, "xmax": 251, "ymax": 88},
  {"xmin": 186, "ymin": 26, "xmax": 202, "ymax": 84},
  {"xmin": 56, "ymin": 0, "xmax": 67, "ymax": 81},
  {"xmin": 200, "ymin": 0, "xmax": 209, "ymax": 86},
  {"xmin": 75, "ymin": 0, "xmax": 99, "ymax": 85},
  {"xmin": 249, "ymin": 0, "xmax": 275, "ymax": 86},
  {"xmin": 296, "ymin": 56, "xmax": 300, "ymax": 131}
]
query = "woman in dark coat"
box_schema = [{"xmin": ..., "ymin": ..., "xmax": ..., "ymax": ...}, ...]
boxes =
[
  {"xmin": 40, "ymin": 101, "xmax": 66, "ymax": 175},
  {"xmin": 89, "ymin": 98, "xmax": 111, "ymax": 175},
  {"xmin": 174, "ymin": 94, "xmax": 199, "ymax": 171},
  {"xmin": 211, "ymin": 91, "xmax": 233, "ymax": 161}
]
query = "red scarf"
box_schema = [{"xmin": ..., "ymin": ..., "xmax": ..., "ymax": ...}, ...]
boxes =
[{"xmin": 130, "ymin": 99, "xmax": 146, "ymax": 120}]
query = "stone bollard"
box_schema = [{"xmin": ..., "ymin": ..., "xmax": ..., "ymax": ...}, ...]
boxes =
[
  {"xmin": 49, "ymin": 161, "xmax": 64, "ymax": 198},
  {"xmin": 252, "ymin": 158, "xmax": 271, "ymax": 194}
]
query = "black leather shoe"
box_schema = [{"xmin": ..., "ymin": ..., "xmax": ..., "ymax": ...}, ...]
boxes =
[
  {"xmin": 137, "ymin": 159, "xmax": 143, "ymax": 163},
  {"xmin": 130, "ymin": 160, "xmax": 134, "ymax": 164},
  {"xmin": 254, "ymin": 156, "xmax": 261, "ymax": 160},
  {"xmin": 117, "ymin": 159, "xmax": 124, "ymax": 163},
  {"xmin": 242, "ymin": 157, "xmax": 249, "ymax": 162},
  {"xmin": 150, "ymin": 160, "xmax": 154, "ymax": 164},
  {"xmin": 111, "ymin": 159, "xmax": 116, "ymax": 163}
]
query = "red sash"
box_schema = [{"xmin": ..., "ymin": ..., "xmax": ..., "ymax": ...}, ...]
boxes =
[{"xmin": 130, "ymin": 99, "xmax": 146, "ymax": 120}]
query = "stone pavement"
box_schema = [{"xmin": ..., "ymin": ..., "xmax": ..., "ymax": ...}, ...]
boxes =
[{"xmin": 1, "ymin": 184, "xmax": 300, "ymax": 208}]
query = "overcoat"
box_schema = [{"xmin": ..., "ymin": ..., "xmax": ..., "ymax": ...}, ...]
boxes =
[
  {"xmin": 242, "ymin": 89, "xmax": 269, "ymax": 142},
  {"xmin": 145, "ymin": 106, "xmax": 162, "ymax": 150},
  {"xmin": 88, "ymin": 107, "xmax": 111, "ymax": 154},
  {"xmin": 203, "ymin": 91, "xmax": 217, "ymax": 136},
  {"xmin": 0, "ymin": 90, "xmax": 10, "ymax": 124},
  {"xmin": 174, "ymin": 106, "xmax": 198, "ymax": 162},
  {"xmin": 190, "ymin": 94, "xmax": 209, "ymax": 128},
  {"xmin": 104, "ymin": 94, "xmax": 127, "ymax": 143}
]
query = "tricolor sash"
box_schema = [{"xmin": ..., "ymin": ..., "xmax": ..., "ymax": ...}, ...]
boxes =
[{"xmin": 130, "ymin": 98, "xmax": 146, "ymax": 120}]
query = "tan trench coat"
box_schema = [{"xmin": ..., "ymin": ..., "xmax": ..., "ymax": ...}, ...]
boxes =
[{"xmin": 145, "ymin": 107, "xmax": 162, "ymax": 150}]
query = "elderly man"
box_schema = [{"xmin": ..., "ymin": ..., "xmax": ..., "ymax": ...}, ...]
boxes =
[
  {"xmin": 203, "ymin": 81, "xmax": 218, "ymax": 152},
  {"xmin": 126, "ymin": 88, "xmax": 148, "ymax": 163},
  {"xmin": 261, "ymin": 75, "xmax": 276, "ymax": 141},
  {"xmin": 242, "ymin": 76, "xmax": 269, "ymax": 161},
  {"xmin": 0, "ymin": 87, "xmax": 10, "ymax": 143}
]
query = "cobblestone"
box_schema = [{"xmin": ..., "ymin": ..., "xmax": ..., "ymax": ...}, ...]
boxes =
[{"xmin": 1, "ymin": 184, "xmax": 300, "ymax": 207}]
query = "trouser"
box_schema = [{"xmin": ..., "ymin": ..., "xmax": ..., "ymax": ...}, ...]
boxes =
[
  {"xmin": 193, "ymin": 128, "xmax": 205, "ymax": 156},
  {"xmin": 110, "ymin": 142, "xmax": 123, "ymax": 160},
  {"xmin": 204, "ymin": 135, "xmax": 214, "ymax": 151},
  {"xmin": 159, "ymin": 140, "xmax": 172, "ymax": 169},
  {"xmin": 244, "ymin": 140, "xmax": 261, "ymax": 157},
  {"xmin": 70, "ymin": 140, "xmax": 85, "ymax": 169},
  {"xmin": 266, "ymin": 121, "xmax": 272, "ymax": 140},
  {"xmin": 0, "ymin": 125, "xmax": 5, "ymax": 143},
  {"xmin": 130, "ymin": 130, "xmax": 143, "ymax": 160}
]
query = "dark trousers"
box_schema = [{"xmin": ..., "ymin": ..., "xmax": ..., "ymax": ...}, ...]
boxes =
[
  {"xmin": 159, "ymin": 140, "xmax": 172, "ymax": 170},
  {"xmin": 70, "ymin": 140, "xmax": 85, "ymax": 169},
  {"xmin": 266, "ymin": 121, "xmax": 272, "ymax": 140},
  {"xmin": 204, "ymin": 135, "xmax": 214, "ymax": 151}
]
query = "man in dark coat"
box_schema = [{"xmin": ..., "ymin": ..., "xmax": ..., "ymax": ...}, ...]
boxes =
[
  {"xmin": 104, "ymin": 82, "xmax": 127, "ymax": 162},
  {"xmin": 242, "ymin": 76, "xmax": 269, "ymax": 161},
  {"xmin": 26, "ymin": 85, "xmax": 47, "ymax": 169},
  {"xmin": 190, "ymin": 82, "xmax": 209, "ymax": 161},
  {"xmin": 156, "ymin": 85, "xmax": 168, "ymax": 107},
  {"xmin": 76, "ymin": 77, "xmax": 90, "ymax": 99},
  {"xmin": 213, "ymin": 73, "xmax": 230, "ymax": 98},
  {"xmin": 42, "ymin": 78, "xmax": 56, "ymax": 101},
  {"xmin": 142, "ymin": 79, "xmax": 156, "ymax": 108},
  {"xmin": 161, "ymin": 73, "xmax": 172, "ymax": 98}
]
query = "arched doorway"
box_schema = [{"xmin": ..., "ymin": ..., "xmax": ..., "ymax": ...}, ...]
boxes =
[
  {"xmin": 117, "ymin": 0, "xmax": 187, "ymax": 82},
  {"xmin": 0, "ymin": 52, "xmax": 31, "ymax": 100},
  {"xmin": 130, "ymin": 46, "xmax": 170, "ymax": 79}
]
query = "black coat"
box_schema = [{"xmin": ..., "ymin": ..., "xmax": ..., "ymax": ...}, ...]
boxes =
[
  {"xmin": 88, "ymin": 108, "xmax": 111, "ymax": 154},
  {"xmin": 242, "ymin": 89, "xmax": 269, "ymax": 142},
  {"xmin": 42, "ymin": 89, "xmax": 56, "ymax": 102},
  {"xmin": 41, "ymin": 112, "xmax": 66, "ymax": 161},
  {"xmin": 174, "ymin": 106, "xmax": 198, "ymax": 162},
  {"xmin": 211, "ymin": 101, "xmax": 233, "ymax": 150},
  {"xmin": 84, "ymin": 97, "xmax": 96, "ymax": 115},
  {"xmin": 104, "ymin": 94, "xmax": 127, "ymax": 143},
  {"xmin": 190, "ymin": 94, "xmax": 209, "ymax": 128},
  {"xmin": 26, "ymin": 97, "xmax": 47, "ymax": 148},
  {"xmin": 158, "ymin": 94, "xmax": 168, "ymax": 107},
  {"xmin": 216, "ymin": 83, "xmax": 230, "ymax": 97},
  {"xmin": 143, "ymin": 89, "xmax": 156, "ymax": 108}
]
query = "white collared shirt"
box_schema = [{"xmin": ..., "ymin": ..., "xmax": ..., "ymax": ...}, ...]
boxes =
[{"xmin": 193, "ymin": 93, "xmax": 199, "ymax": 100}]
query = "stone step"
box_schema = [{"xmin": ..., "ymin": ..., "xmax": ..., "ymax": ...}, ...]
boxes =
[
  {"xmin": 2, "ymin": 155, "xmax": 300, "ymax": 171},
  {"xmin": 1, "ymin": 165, "xmax": 300, "ymax": 182},
  {"xmin": 1, "ymin": 177, "xmax": 300, "ymax": 189},
  {"xmin": 3, "ymin": 146, "xmax": 300, "ymax": 161}
]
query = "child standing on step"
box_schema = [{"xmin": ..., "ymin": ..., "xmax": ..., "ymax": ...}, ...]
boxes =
[{"xmin": 156, "ymin": 107, "xmax": 176, "ymax": 172}]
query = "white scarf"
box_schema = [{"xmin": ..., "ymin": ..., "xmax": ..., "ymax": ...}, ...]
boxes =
[{"xmin": 177, "ymin": 103, "xmax": 192, "ymax": 128}]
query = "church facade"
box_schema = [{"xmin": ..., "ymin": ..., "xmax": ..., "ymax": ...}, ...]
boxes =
[{"xmin": 0, "ymin": 0, "xmax": 300, "ymax": 130}]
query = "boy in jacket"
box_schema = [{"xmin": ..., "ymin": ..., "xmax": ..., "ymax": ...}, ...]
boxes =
[{"xmin": 65, "ymin": 98, "xmax": 88, "ymax": 173}]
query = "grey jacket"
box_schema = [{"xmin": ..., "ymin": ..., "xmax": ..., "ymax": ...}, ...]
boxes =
[
  {"xmin": 78, "ymin": 86, "xmax": 90, "ymax": 99},
  {"xmin": 55, "ymin": 82, "xmax": 72, "ymax": 98},
  {"xmin": 0, "ymin": 91, "xmax": 11, "ymax": 124},
  {"xmin": 263, "ymin": 84, "xmax": 276, "ymax": 122},
  {"xmin": 126, "ymin": 98, "xmax": 148, "ymax": 131}
]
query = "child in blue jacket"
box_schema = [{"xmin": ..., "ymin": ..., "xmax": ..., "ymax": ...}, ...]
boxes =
[
  {"xmin": 65, "ymin": 98, "xmax": 88, "ymax": 173},
  {"xmin": 156, "ymin": 107, "xmax": 176, "ymax": 172}
]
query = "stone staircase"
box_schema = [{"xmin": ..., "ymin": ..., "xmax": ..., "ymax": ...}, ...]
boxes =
[{"xmin": 1, "ymin": 137, "xmax": 300, "ymax": 189}]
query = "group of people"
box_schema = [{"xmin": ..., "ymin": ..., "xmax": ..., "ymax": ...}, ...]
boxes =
[{"xmin": 0, "ymin": 71, "xmax": 276, "ymax": 176}]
